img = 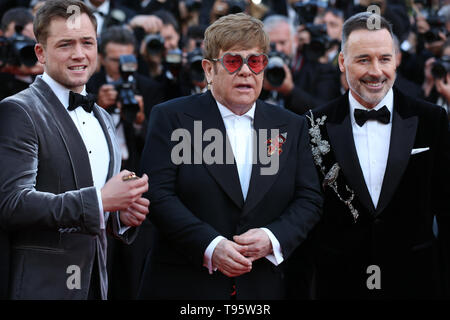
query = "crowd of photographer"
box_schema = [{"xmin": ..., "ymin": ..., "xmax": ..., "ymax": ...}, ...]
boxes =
[{"xmin": 1, "ymin": 0, "xmax": 450, "ymax": 299}]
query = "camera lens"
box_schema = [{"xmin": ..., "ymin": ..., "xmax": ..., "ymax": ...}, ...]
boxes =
[
  {"xmin": 431, "ymin": 56, "xmax": 450, "ymax": 79},
  {"xmin": 17, "ymin": 43, "xmax": 37, "ymax": 67},
  {"xmin": 145, "ymin": 34, "xmax": 165, "ymax": 55},
  {"xmin": 266, "ymin": 56, "xmax": 286, "ymax": 87}
]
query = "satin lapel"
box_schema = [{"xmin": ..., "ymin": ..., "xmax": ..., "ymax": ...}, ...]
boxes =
[
  {"xmin": 241, "ymin": 101, "xmax": 289, "ymax": 216},
  {"xmin": 326, "ymin": 96, "xmax": 375, "ymax": 214},
  {"xmin": 375, "ymin": 92, "xmax": 418, "ymax": 216},
  {"xmin": 177, "ymin": 91, "xmax": 244, "ymax": 209},
  {"xmin": 31, "ymin": 78, "xmax": 94, "ymax": 189},
  {"xmin": 92, "ymin": 106, "xmax": 116, "ymax": 180}
]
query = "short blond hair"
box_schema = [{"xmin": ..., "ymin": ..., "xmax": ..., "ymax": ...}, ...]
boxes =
[{"xmin": 203, "ymin": 13, "xmax": 270, "ymax": 60}]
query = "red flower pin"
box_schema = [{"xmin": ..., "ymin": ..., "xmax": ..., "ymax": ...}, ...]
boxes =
[{"xmin": 267, "ymin": 132, "xmax": 287, "ymax": 156}]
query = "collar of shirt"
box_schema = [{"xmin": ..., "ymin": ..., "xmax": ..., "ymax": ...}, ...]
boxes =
[
  {"xmin": 216, "ymin": 101, "xmax": 256, "ymax": 122},
  {"xmin": 41, "ymin": 72, "xmax": 88, "ymax": 110},
  {"xmin": 349, "ymin": 87, "xmax": 394, "ymax": 126}
]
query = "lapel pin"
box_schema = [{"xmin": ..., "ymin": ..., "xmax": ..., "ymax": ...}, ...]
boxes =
[{"xmin": 267, "ymin": 132, "xmax": 287, "ymax": 156}]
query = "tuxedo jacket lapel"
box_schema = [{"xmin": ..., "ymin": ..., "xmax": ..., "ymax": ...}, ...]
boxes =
[
  {"xmin": 242, "ymin": 101, "xmax": 289, "ymax": 216},
  {"xmin": 376, "ymin": 89, "xmax": 418, "ymax": 215},
  {"xmin": 325, "ymin": 94, "xmax": 375, "ymax": 214},
  {"xmin": 32, "ymin": 78, "xmax": 94, "ymax": 189},
  {"xmin": 177, "ymin": 91, "xmax": 244, "ymax": 209}
]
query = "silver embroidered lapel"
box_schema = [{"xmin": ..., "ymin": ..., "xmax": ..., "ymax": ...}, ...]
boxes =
[{"xmin": 307, "ymin": 110, "xmax": 359, "ymax": 222}]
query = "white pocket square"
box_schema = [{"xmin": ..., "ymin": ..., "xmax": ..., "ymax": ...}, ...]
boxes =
[{"xmin": 411, "ymin": 147, "xmax": 430, "ymax": 155}]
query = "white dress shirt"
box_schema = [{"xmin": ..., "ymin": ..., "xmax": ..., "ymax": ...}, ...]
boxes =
[
  {"xmin": 41, "ymin": 73, "xmax": 110, "ymax": 228},
  {"xmin": 202, "ymin": 101, "xmax": 283, "ymax": 274},
  {"xmin": 349, "ymin": 88, "xmax": 393, "ymax": 208}
]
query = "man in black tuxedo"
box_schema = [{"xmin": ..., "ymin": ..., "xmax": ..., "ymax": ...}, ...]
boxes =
[
  {"xmin": 0, "ymin": 0, "xmax": 149, "ymax": 299},
  {"xmin": 138, "ymin": 13, "xmax": 323, "ymax": 299},
  {"xmin": 304, "ymin": 12, "xmax": 450, "ymax": 299}
]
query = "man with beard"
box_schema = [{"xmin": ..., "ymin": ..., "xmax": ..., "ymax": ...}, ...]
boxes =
[{"xmin": 304, "ymin": 12, "xmax": 450, "ymax": 299}]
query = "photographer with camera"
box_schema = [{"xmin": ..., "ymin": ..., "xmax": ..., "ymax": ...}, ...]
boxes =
[
  {"xmin": 87, "ymin": 26, "xmax": 162, "ymax": 173},
  {"xmin": 321, "ymin": 7, "xmax": 344, "ymax": 66},
  {"xmin": 0, "ymin": 7, "xmax": 43, "ymax": 101},
  {"xmin": 421, "ymin": 38, "xmax": 450, "ymax": 121},
  {"xmin": 178, "ymin": 24, "xmax": 208, "ymax": 96},
  {"xmin": 261, "ymin": 14, "xmax": 340, "ymax": 115},
  {"xmin": 129, "ymin": 9, "xmax": 184, "ymax": 100}
]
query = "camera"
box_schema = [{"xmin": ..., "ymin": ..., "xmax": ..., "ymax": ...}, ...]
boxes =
[
  {"xmin": 431, "ymin": 55, "xmax": 450, "ymax": 79},
  {"xmin": 303, "ymin": 23, "xmax": 331, "ymax": 62},
  {"xmin": 265, "ymin": 43, "xmax": 290, "ymax": 87},
  {"xmin": 112, "ymin": 54, "xmax": 140, "ymax": 124},
  {"xmin": 0, "ymin": 32, "xmax": 37, "ymax": 67},
  {"xmin": 423, "ymin": 15, "xmax": 447, "ymax": 43},
  {"xmin": 294, "ymin": 0, "xmax": 327, "ymax": 24},
  {"xmin": 186, "ymin": 40, "xmax": 204, "ymax": 83},
  {"xmin": 165, "ymin": 48, "xmax": 183, "ymax": 79},
  {"xmin": 144, "ymin": 33, "xmax": 165, "ymax": 55}
]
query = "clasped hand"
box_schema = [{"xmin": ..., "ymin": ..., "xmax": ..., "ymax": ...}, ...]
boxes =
[{"xmin": 211, "ymin": 228, "xmax": 273, "ymax": 277}]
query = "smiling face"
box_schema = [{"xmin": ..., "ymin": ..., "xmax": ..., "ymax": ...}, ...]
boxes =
[
  {"xmin": 339, "ymin": 28, "xmax": 396, "ymax": 109},
  {"xmin": 34, "ymin": 13, "xmax": 97, "ymax": 93},
  {"xmin": 202, "ymin": 46, "xmax": 265, "ymax": 115}
]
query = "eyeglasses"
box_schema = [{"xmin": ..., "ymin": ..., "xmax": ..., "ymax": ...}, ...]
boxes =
[{"xmin": 208, "ymin": 53, "xmax": 269, "ymax": 75}]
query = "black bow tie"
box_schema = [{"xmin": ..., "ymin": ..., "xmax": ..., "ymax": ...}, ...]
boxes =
[
  {"xmin": 68, "ymin": 91, "xmax": 95, "ymax": 113},
  {"xmin": 354, "ymin": 105, "xmax": 391, "ymax": 127}
]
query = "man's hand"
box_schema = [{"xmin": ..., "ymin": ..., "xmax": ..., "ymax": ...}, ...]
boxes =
[
  {"xmin": 211, "ymin": 239, "xmax": 252, "ymax": 277},
  {"xmin": 97, "ymin": 84, "xmax": 118, "ymax": 109},
  {"xmin": 263, "ymin": 64, "xmax": 294, "ymax": 96},
  {"xmin": 128, "ymin": 14, "xmax": 163, "ymax": 34},
  {"xmin": 233, "ymin": 228, "xmax": 272, "ymax": 262},
  {"xmin": 134, "ymin": 95, "xmax": 145, "ymax": 125},
  {"xmin": 119, "ymin": 196, "xmax": 150, "ymax": 227},
  {"xmin": 101, "ymin": 170, "xmax": 149, "ymax": 212}
]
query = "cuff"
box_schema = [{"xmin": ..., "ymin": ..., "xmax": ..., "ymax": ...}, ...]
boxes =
[
  {"xmin": 96, "ymin": 187, "xmax": 105, "ymax": 230},
  {"xmin": 203, "ymin": 236, "xmax": 226, "ymax": 274},
  {"xmin": 116, "ymin": 212, "xmax": 131, "ymax": 235},
  {"xmin": 260, "ymin": 227, "xmax": 284, "ymax": 266}
]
